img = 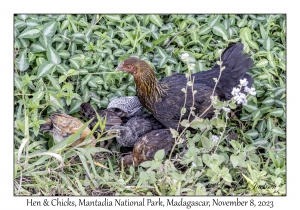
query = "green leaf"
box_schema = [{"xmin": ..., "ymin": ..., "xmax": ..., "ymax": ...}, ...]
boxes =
[
  {"xmin": 211, "ymin": 118, "xmax": 226, "ymax": 129},
  {"xmin": 256, "ymin": 59, "xmax": 269, "ymax": 68},
  {"xmin": 272, "ymin": 127, "xmax": 286, "ymax": 138},
  {"xmin": 262, "ymin": 97, "xmax": 274, "ymax": 106},
  {"xmin": 61, "ymin": 19, "xmax": 69, "ymax": 31},
  {"xmin": 14, "ymin": 78, "xmax": 23, "ymax": 90},
  {"xmin": 42, "ymin": 21, "xmax": 58, "ymax": 36},
  {"xmin": 252, "ymin": 109, "xmax": 262, "ymax": 120},
  {"xmin": 37, "ymin": 61, "xmax": 55, "ymax": 78},
  {"xmin": 243, "ymin": 102, "xmax": 257, "ymax": 112},
  {"xmin": 263, "ymin": 37, "xmax": 274, "ymax": 51},
  {"xmin": 154, "ymin": 149, "xmax": 165, "ymax": 161},
  {"xmin": 247, "ymin": 40, "xmax": 259, "ymax": 50},
  {"xmin": 257, "ymin": 120, "xmax": 266, "ymax": 133},
  {"xmin": 149, "ymin": 15, "xmax": 163, "ymax": 27},
  {"xmin": 46, "ymin": 75, "xmax": 61, "ymax": 90},
  {"xmin": 18, "ymin": 27, "xmax": 41, "ymax": 39},
  {"xmin": 180, "ymin": 119, "xmax": 190, "ymax": 128},
  {"xmin": 267, "ymin": 117, "xmax": 274, "ymax": 131},
  {"xmin": 32, "ymin": 91, "xmax": 45, "ymax": 104},
  {"xmin": 190, "ymin": 118, "xmax": 207, "ymax": 131},
  {"xmin": 201, "ymin": 136, "xmax": 211, "ymax": 149},
  {"xmin": 240, "ymin": 27, "xmax": 252, "ymax": 41},
  {"xmin": 105, "ymin": 15, "xmax": 121, "ymax": 22},
  {"xmin": 212, "ymin": 24, "xmax": 228, "ymax": 39},
  {"xmin": 46, "ymin": 45, "xmax": 61, "ymax": 65},
  {"xmin": 269, "ymin": 108, "xmax": 284, "ymax": 117},
  {"xmin": 30, "ymin": 43, "xmax": 46, "ymax": 52},
  {"xmin": 230, "ymin": 154, "xmax": 239, "ymax": 168},
  {"xmin": 199, "ymin": 26, "xmax": 211, "ymax": 35},
  {"xmin": 15, "ymin": 49, "xmax": 29, "ymax": 71},
  {"xmin": 156, "ymin": 47, "xmax": 168, "ymax": 59},
  {"xmin": 245, "ymin": 129, "xmax": 259, "ymax": 139},
  {"xmin": 208, "ymin": 15, "xmax": 221, "ymax": 27},
  {"xmin": 259, "ymin": 23, "xmax": 267, "ymax": 39},
  {"xmin": 26, "ymin": 19, "xmax": 40, "ymax": 27},
  {"xmin": 237, "ymin": 19, "xmax": 247, "ymax": 28},
  {"xmin": 69, "ymin": 59, "xmax": 80, "ymax": 70},
  {"xmin": 274, "ymin": 87, "xmax": 285, "ymax": 98},
  {"xmin": 139, "ymin": 161, "xmax": 151, "ymax": 168}
]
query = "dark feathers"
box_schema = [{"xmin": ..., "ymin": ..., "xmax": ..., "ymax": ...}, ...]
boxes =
[
  {"xmin": 119, "ymin": 129, "xmax": 173, "ymax": 168},
  {"xmin": 108, "ymin": 114, "xmax": 164, "ymax": 147},
  {"xmin": 118, "ymin": 42, "xmax": 254, "ymax": 130}
]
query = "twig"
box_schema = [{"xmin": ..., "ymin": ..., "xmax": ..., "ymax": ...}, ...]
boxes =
[
  {"xmin": 169, "ymin": 49, "xmax": 225, "ymax": 160},
  {"xmin": 165, "ymin": 23, "xmax": 191, "ymax": 49}
]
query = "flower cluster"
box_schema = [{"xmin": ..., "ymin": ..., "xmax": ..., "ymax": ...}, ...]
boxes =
[
  {"xmin": 222, "ymin": 107, "xmax": 230, "ymax": 113},
  {"xmin": 245, "ymin": 86, "xmax": 256, "ymax": 96},
  {"xmin": 233, "ymin": 92, "xmax": 247, "ymax": 105},
  {"xmin": 231, "ymin": 78, "xmax": 256, "ymax": 105},
  {"xmin": 189, "ymin": 63, "xmax": 195, "ymax": 70},
  {"xmin": 212, "ymin": 135, "xmax": 220, "ymax": 142},
  {"xmin": 181, "ymin": 53, "xmax": 189, "ymax": 61},
  {"xmin": 239, "ymin": 78, "xmax": 248, "ymax": 86}
]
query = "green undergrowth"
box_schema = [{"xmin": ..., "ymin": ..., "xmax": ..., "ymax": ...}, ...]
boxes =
[{"xmin": 14, "ymin": 14, "xmax": 286, "ymax": 196}]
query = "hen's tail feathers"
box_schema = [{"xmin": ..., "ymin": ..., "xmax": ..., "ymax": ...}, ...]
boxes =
[
  {"xmin": 194, "ymin": 42, "xmax": 254, "ymax": 100},
  {"xmin": 218, "ymin": 42, "xmax": 254, "ymax": 99}
]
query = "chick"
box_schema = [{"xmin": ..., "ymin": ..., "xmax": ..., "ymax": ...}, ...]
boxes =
[
  {"xmin": 119, "ymin": 129, "xmax": 174, "ymax": 168},
  {"xmin": 108, "ymin": 114, "xmax": 164, "ymax": 147},
  {"xmin": 107, "ymin": 96, "xmax": 143, "ymax": 124},
  {"xmin": 40, "ymin": 112, "xmax": 96, "ymax": 147},
  {"xmin": 80, "ymin": 103, "xmax": 123, "ymax": 131}
]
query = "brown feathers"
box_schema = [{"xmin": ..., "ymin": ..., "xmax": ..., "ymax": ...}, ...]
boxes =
[{"xmin": 40, "ymin": 112, "xmax": 96, "ymax": 147}]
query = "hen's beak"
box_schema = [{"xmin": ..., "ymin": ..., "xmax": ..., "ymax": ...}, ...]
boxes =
[{"xmin": 115, "ymin": 62, "xmax": 124, "ymax": 71}]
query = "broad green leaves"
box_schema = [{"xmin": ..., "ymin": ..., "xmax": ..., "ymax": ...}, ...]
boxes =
[
  {"xmin": 263, "ymin": 37, "xmax": 274, "ymax": 51},
  {"xmin": 18, "ymin": 27, "xmax": 40, "ymax": 39},
  {"xmin": 15, "ymin": 49, "xmax": 29, "ymax": 71},
  {"xmin": 37, "ymin": 61, "xmax": 55, "ymax": 78},
  {"xmin": 212, "ymin": 24, "xmax": 228, "ymax": 39},
  {"xmin": 42, "ymin": 21, "xmax": 58, "ymax": 36},
  {"xmin": 47, "ymin": 45, "xmax": 61, "ymax": 65},
  {"xmin": 149, "ymin": 15, "xmax": 163, "ymax": 27}
]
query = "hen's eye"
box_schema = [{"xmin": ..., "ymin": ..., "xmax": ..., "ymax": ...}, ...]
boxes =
[{"xmin": 127, "ymin": 65, "xmax": 131, "ymax": 69}]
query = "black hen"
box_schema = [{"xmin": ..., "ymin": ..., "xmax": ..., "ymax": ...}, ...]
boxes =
[{"xmin": 117, "ymin": 42, "xmax": 254, "ymax": 130}]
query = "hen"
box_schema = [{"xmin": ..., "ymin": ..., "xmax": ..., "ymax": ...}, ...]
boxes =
[
  {"xmin": 108, "ymin": 114, "xmax": 164, "ymax": 147},
  {"xmin": 119, "ymin": 129, "xmax": 173, "ymax": 168},
  {"xmin": 40, "ymin": 112, "xmax": 96, "ymax": 147},
  {"xmin": 117, "ymin": 43, "xmax": 253, "ymax": 130}
]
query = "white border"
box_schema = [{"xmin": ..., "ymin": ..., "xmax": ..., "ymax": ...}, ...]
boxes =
[{"xmin": 2, "ymin": 0, "xmax": 298, "ymax": 209}]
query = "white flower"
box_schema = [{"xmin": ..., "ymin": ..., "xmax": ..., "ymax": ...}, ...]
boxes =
[
  {"xmin": 234, "ymin": 92, "xmax": 247, "ymax": 105},
  {"xmin": 231, "ymin": 87, "xmax": 241, "ymax": 96},
  {"xmin": 181, "ymin": 53, "xmax": 189, "ymax": 61},
  {"xmin": 212, "ymin": 135, "xmax": 220, "ymax": 142},
  {"xmin": 189, "ymin": 63, "xmax": 195, "ymax": 70},
  {"xmin": 222, "ymin": 107, "xmax": 230, "ymax": 113},
  {"xmin": 240, "ymin": 78, "xmax": 248, "ymax": 86},
  {"xmin": 245, "ymin": 86, "xmax": 256, "ymax": 96},
  {"xmin": 192, "ymin": 162, "xmax": 197, "ymax": 167}
]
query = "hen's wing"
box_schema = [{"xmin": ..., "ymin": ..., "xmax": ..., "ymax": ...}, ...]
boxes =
[{"xmin": 155, "ymin": 74, "xmax": 215, "ymax": 129}]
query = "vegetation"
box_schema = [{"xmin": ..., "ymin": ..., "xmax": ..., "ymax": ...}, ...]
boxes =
[{"xmin": 14, "ymin": 14, "xmax": 286, "ymax": 196}]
